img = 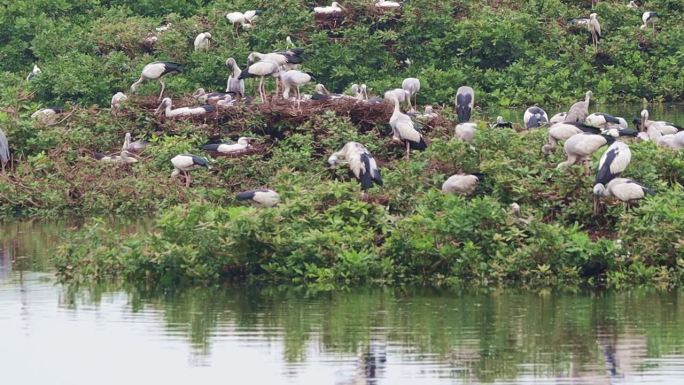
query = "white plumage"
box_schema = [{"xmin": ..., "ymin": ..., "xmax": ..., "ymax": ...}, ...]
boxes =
[
  {"xmin": 589, "ymin": 13, "xmax": 601, "ymax": 48},
  {"xmin": 639, "ymin": 109, "xmax": 681, "ymax": 135},
  {"xmin": 328, "ymin": 142, "xmax": 383, "ymax": 190},
  {"xmin": 238, "ymin": 60, "xmax": 281, "ymax": 103},
  {"xmin": 130, "ymin": 61, "xmax": 183, "ymax": 100},
  {"xmin": 236, "ymin": 189, "xmax": 280, "ymax": 207},
  {"xmin": 202, "ymin": 137, "xmax": 253, "ymax": 154},
  {"xmin": 542, "ymin": 122, "xmax": 586, "ymax": 154},
  {"xmin": 155, "ymin": 97, "xmax": 216, "ymax": 118},
  {"xmin": 389, "ymin": 95, "xmax": 426, "ymax": 159},
  {"xmin": 642, "ymin": 125, "xmax": 684, "ymax": 150},
  {"xmin": 586, "ymin": 112, "xmax": 627, "ymax": 130},
  {"xmin": 401, "ymin": 77, "xmax": 420, "ymax": 112},
  {"xmin": 441, "ymin": 174, "xmax": 481, "ymax": 195},
  {"xmin": 171, "ymin": 154, "xmax": 210, "ymax": 187},
  {"xmin": 641, "ymin": 11, "xmax": 657, "ymax": 30},
  {"xmin": 455, "ymin": 123, "xmax": 477, "ymax": 143},
  {"xmin": 281, "ymin": 70, "xmax": 313, "ymax": 108},
  {"xmin": 550, "ymin": 112, "xmax": 567, "ymax": 124},
  {"xmin": 0, "ymin": 128, "xmax": 9, "ymax": 170},
  {"xmin": 31, "ymin": 107, "xmax": 63, "ymax": 125},
  {"xmin": 193, "ymin": 32, "xmax": 211, "ymax": 51},
  {"xmin": 314, "ymin": 2, "xmax": 345, "ymax": 14},
  {"xmin": 523, "ymin": 106, "xmax": 549, "ymax": 129},
  {"xmin": 384, "ymin": 88, "xmax": 409, "ymax": 105},
  {"xmin": 593, "ymin": 178, "xmax": 653, "ymax": 205},
  {"xmin": 192, "ymin": 88, "xmax": 233, "ymax": 104},
  {"xmin": 110, "ymin": 92, "xmax": 128, "ymax": 116},
  {"xmin": 564, "ymin": 91, "xmax": 593, "ymax": 123},
  {"xmin": 26, "ymin": 65, "xmax": 41, "ymax": 81},
  {"xmin": 225, "ymin": 58, "xmax": 245, "ymax": 96},
  {"xmin": 375, "ymin": 0, "xmax": 401, "ymax": 8},
  {"xmin": 557, "ymin": 133, "xmax": 613, "ymax": 169},
  {"xmin": 226, "ymin": 11, "xmax": 259, "ymax": 32}
]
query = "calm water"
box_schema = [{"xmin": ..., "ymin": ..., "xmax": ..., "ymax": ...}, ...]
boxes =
[{"xmin": 2, "ymin": 230, "xmax": 684, "ymax": 384}]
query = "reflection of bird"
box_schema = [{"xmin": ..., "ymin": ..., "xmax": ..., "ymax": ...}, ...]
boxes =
[
  {"xmin": 328, "ymin": 142, "xmax": 383, "ymax": 190},
  {"xmin": 130, "ymin": 61, "xmax": 183, "ymax": 101},
  {"xmin": 442, "ymin": 174, "xmax": 482, "ymax": 195},
  {"xmin": 389, "ymin": 95, "xmax": 426, "ymax": 159},
  {"xmin": 236, "ymin": 189, "xmax": 280, "ymax": 207},
  {"xmin": 171, "ymin": 154, "xmax": 210, "ymax": 187},
  {"xmin": 193, "ymin": 32, "xmax": 211, "ymax": 51},
  {"xmin": 455, "ymin": 86, "xmax": 475, "ymax": 123},
  {"xmin": 523, "ymin": 106, "xmax": 549, "ymax": 129},
  {"xmin": 0, "ymin": 128, "xmax": 9, "ymax": 171}
]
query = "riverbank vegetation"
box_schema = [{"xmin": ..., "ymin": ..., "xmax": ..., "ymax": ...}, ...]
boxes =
[{"xmin": 1, "ymin": 0, "xmax": 683, "ymax": 288}]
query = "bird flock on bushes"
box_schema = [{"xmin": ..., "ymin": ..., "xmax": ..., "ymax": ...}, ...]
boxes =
[{"xmin": 4, "ymin": 0, "xmax": 680, "ymax": 212}]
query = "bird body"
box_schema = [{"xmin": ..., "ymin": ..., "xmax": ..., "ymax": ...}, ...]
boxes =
[
  {"xmin": 589, "ymin": 13, "xmax": 601, "ymax": 47},
  {"xmin": 225, "ymin": 58, "xmax": 245, "ymax": 96},
  {"xmin": 455, "ymin": 123, "xmax": 477, "ymax": 143},
  {"xmin": 26, "ymin": 65, "xmax": 41, "ymax": 81},
  {"xmin": 192, "ymin": 88, "xmax": 233, "ymax": 104},
  {"xmin": 550, "ymin": 112, "xmax": 568, "ymax": 124},
  {"xmin": 564, "ymin": 91, "xmax": 593, "ymax": 123},
  {"xmin": 130, "ymin": 61, "xmax": 183, "ymax": 100},
  {"xmin": 441, "ymin": 174, "xmax": 481, "ymax": 195},
  {"xmin": 238, "ymin": 60, "xmax": 281, "ymax": 103},
  {"xmin": 193, "ymin": 32, "xmax": 211, "ymax": 51},
  {"xmin": 111, "ymin": 92, "xmax": 128, "ymax": 115},
  {"xmin": 643, "ymin": 125, "xmax": 684, "ymax": 150},
  {"xmin": 455, "ymin": 86, "xmax": 475, "ymax": 123},
  {"xmin": 490, "ymin": 116, "xmax": 513, "ymax": 129},
  {"xmin": 558, "ymin": 132, "xmax": 615, "ymax": 169},
  {"xmin": 202, "ymin": 137, "xmax": 253, "ymax": 154},
  {"xmin": 595, "ymin": 141, "xmax": 631, "ymax": 186},
  {"xmin": 155, "ymin": 98, "xmax": 216, "ymax": 118},
  {"xmin": 641, "ymin": 11, "xmax": 657, "ymax": 30},
  {"xmin": 384, "ymin": 88, "xmax": 409, "ymax": 105},
  {"xmin": 0, "ymin": 128, "xmax": 9, "ymax": 169},
  {"xmin": 389, "ymin": 95, "xmax": 426, "ymax": 158},
  {"xmin": 236, "ymin": 189, "xmax": 280, "ymax": 207},
  {"xmin": 375, "ymin": 0, "xmax": 401, "ymax": 8},
  {"xmin": 586, "ymin": 112, "xmax": 627, "ymax": 130},
  {"xmin": 542, "ymin": 122, "xmax": 601, "ymax": 154},
  {"xmin": 226, "ymin": 10, "xmax": 259, "ymax": 30},
  {"xmin": 329, "ymin": 142, "xmax": 383, "ymax": 190},
  {"xmin": 314, "ymin": 2, "xmax": 345, "ymax": 14},
  {"xmin": 639, "ymin": 109, "xmax": 682, "ymax": 135},
  {"xmin": 524, "ymin": 106, "xmax": 549, "ymax": 129},
  {"xmin": 594, "ymin": 178, "xmax": 654, "ymax": 203},
  {"xmin": 171, "ymin": 154, "xmax": 209, "ymax": 187},
  {"xmin": 281, "ymin": 70, "xmax": 313, "ymax": 107},
  {"xmin": 248, "ymin": 51, "xmax": 303, "ymax": 69},
  {"xmin": 401, "ymin": 77, "xmax": 420, "ymax": 112},
  {"xmin": 31, "ymin": 107, "xmax": 63, "ymax": 125}
]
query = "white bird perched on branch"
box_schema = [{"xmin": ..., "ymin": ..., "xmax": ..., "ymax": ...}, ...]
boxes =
[
  {"xmin": 401, "ymin": 77, "xmax": 420, "ymax": 112},
  {"xmin": 281, "ymin": 70, "xmax": 313, "ymax": 109},
  {"xmin": 26, "ymin": 65, "xmax": 41, "ymax": 81},
  {"xmin": 171, "ymin": 154, "xmax": 210, "ymax": 187},
  {"xmin": 314, "ymin": 2, "xmax": 345, "ymax": 14},
  {"xmin": 389, "ymin": 95, "xmax": 426, "ymax": 159},
  {"xmin": 589, "ymin": 13, "xmax": 601, "ymax": 48},
  {"xmin": 226, "ymin": 10, "xmax": 260, "ymax": 33},
  {"xmin": 155, "ymin": 97, "xmax": 216, "ymax": 118},
  {"xmin": 110, "ymin": 92, "xmax": 128, "ymax": 116},
  {"xmin": 550, "ymin": 112, "xmax": 567, "ymax": 124},
  {"xmin": 193, "ymin": 32, "xmax": 211, "ymax": 51},
  {"xmin": 202, "ymin": 137, "xmax": 254, "ymax": 154},
  {"xmin": 328, "ymin": 142, "xmax": 383, "ymax": 190},
  {"xmin": 455, "ymin": 86, "xmax": 475, "ymax": 123},
  {"xmin": 641, "ymin": 11, "xmax": 657, "ymax": 30},
  {"xmin": 236, "ymin": 189, "xmax": 280, "ymax": 207},
  {"xmin": 225, "ymin": 58, "xmax": 245, "ymax": 96},
  {"xmin": 130, "ymin": 61, "xmax": 183, "ymax": 101},
  {"xmin": 441, "ymin": 173, "xmax": 483, "ymax": 195},
  {"xmin": 523, "ymin": 106, "xmax": 549, "ymax": 129},
  {"xmin": 592, "ymin": 141, "xmax": 631, "ymax": 213},
  {"xmin": 564, "ymin": 91, "xmax": 593, "ymax": 123},
  {"xmin": 0, "ymin": 128, "xmax": 9, "ymax": 172},
  {"xmin": 238, "ymin": 60, "xmax": 281, "ymax": 103}
]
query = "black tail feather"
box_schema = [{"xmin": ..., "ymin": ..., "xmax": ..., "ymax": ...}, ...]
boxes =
[{"xmin": 409, "ymin": 137, "xmax": 427, "ymax": 150}]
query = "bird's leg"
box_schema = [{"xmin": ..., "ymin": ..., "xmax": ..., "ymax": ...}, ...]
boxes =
[
  {"xmin": 405, "ymin": 141, "xmax": 410, "ymax": 160},
  {"xmin": 185, "ymin": 171, "xmax": 191, "ymax": 187},
  {"xmin": 158, "ymin": 79, "xmax": 166, "ymax": 101},
  {"xmin": 259, "ymin": 77, "xmax": 265, "ymax": 103},
  {"xmin": 593, "ymin": 196, "xmax": 601, "ymax": 215}
]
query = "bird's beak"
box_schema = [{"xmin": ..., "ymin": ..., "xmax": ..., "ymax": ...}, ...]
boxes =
[
  {"xmin": 154, "ymin": 103, "xmax": 163, "ymax": 115},
  {"xmin": 592, "ymin": 196, "xmax": 600, "ymax": 214},
  {"xmin": 339, "ymin": 5, "xmax": 347, "ymax": 10}
]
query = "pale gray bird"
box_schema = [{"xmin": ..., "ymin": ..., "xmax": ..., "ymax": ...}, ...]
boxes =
[
  {"xmin": 640, "ymin": 11, "xmax": 657, "ymax": 30},
  {"xmin": 523, "ymin": 106, "xmax": 549, "ymax": 129},
  {"xmin": 586, "ymin": 112, "xmax": 628, "ymax": 130},
  {"xmin": 638, "ymin": 109, "xmax": 681, "ymax": 135},
  {"xmin": 441, "ymin": 174, "xmax": 482, "ymax": 195},
  {"xmin": 0, "ymin": 128, "xmax": 9, "ymax": 171},
  {"xmin": 328, "ymin": 142, "xmax": 383, "ymax": 190},
  {"xmin": 313, "ymin": 2, "xmax": 345, "ymax": 14},
  {"xmin": 236, "ymin": 189, "xmax": 280, "ymax": 207},
  {"xmin": 110, "ymin": 92, "xmax": 128, "ymax": 116},
  {"xmin": 401, "ymin": 77, "xmax": 420, "ymax": 112},
  {"xmin": 193, "ymin": 32, "xmax": 211, "ymax": 51},
  {"xmin": 589, "ymin": 13, "xmax": 601, "ymax": 48},
  {"xmin": 455, "ymin": 122, "xmax": 477, "ymax": 143},
  {"xmin": 557, "ymin": 132, "xmax": 617, "ymax": 171},
  {"xmin": 455, "ymin": 86, "xmax": 475, "ymax": 123},
  {"xmin": 593, "ymin": 178, "xmax": 654, "ymax": 209},
  {"xmin": 130, "ymin": 61, "xmax": 183, "ymax": 101},
  {"xmin": 388, "ymin": 95, "xmax": 426, "ymax": 159},
  {"xmin": 281, "ymin": 70, "xmax": 313, "ymax": 109},
  {"xmin": 564, "ymin": 91, "xmax": 593, "ymax": 123},
  {"xmin": 155, "ymin": 97, "xmax": 216, "ymax": 118},
  {"xmin": 384, "ymin": 88, "xmax": 409, "ymax": 106},
  {"xmin": 593, "ymin": 141, "xmax": 632, "ymax": 213},
  {"xmin": 550, "ymin": 112, "xmax": 568, "ymax": 124},
  {"xmin": 225, "ymin": 58, "xmax": 245, "ymax": 96},
  {"xmin": 171, "ymin": 154, "xmax": 210, "ymax": 187},
  {"xmin": 542, "ymin": 122, "xmax": 600, "ymax": 154},
  {"xmin": 202, "ymin": 137, "xmax": 254, "ymax": 154},
  {"xmin": 238, "ymin": 60, "xmax": 281, "ymax": 103}
]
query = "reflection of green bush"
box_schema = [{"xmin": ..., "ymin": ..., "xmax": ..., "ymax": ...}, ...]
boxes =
[{"xmin": 1, "ymin": 0, "xmax": 682, "ymax": 106}]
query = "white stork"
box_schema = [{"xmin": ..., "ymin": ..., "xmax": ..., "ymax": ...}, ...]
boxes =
[
  {"xmin": 389, "ymin": 95, "xmax": 426, "ymax": 159},
  {"xmin": 593, "ymin": 141, "xmax": 632, "ymax": 213},
  {"xmin": 130, "ymin": 61, "xmax": 183, "ymax": 100},
  {"xmin": 328, "ymin": 142, "xmax": 383, "ymax": 190},
  {"xmin": 225, "ymin": 58, "xmax": 245, "ymax": 96},
  {"xmin": 238, "ymin": 60, "xmax": 281, "ymax": 103},
  {"xmin": 236, "ymin": 189, "xmax": 280, "ymax": 207},
  {"xmin": 542, "ymin": 122, "xmax": 601, "ymax": 154},
  {"xmin": 441, "ymin": 174, "xmax": 482, "ymax": 195},
  {"xmin": 193, "ymin": 32, "xmax": 211, "ymax": 51},
  {"xmin": 226, "ymin": 10, "xmax": 260, "ymax": 33},
  {"xmin": 0, "ymin": 128, "xmax": 9, "ymax": 172},
  {"xmin": 589, "ymin": 13, "xmax": 601, "ymax": 48},
  {"xmin": 401, "ymin": 77, "xmax": 420, "ymax": 112},
  {"xmin": 171, "ymin": 154, "xmax": 210, "ymax": 187},
  {"xmin": 26, "ymin": 65, "xmax": 41, "ymax": 81},
  {"xmin": 593, "ymin": 178, "xmax": 654, "ymax": 209},
  {"xmin": 550, "ymin": 112, "xmax": 568, "ymax": 124},
  {"xmin": 523, "ymin": 106, "xmax": 549, "ymax": 129},
  {"xmin": 384, "ymin": 88, "xmax": 409, "ymax": 107},
  {"xmin": 281, "ymin": 70, "xmax": 313, "ymax": 109},
  {"xmin": 202, "ymin": 137, "xmax": 254, "ymax": 154},
  {"xmin": 110, "ymin": 92, "xmax": 128, "ymax": 116},
  {"xmin": 455, "ymin": 123, "xmax": 477, "ymax": 143},
  {"xmin": 641, "ymin": 11, "xmax": 657, "ymax": 30},
  {"xmin": 155, "ymin": 97, "xmax": 216, "ymax": 118},
  {"xmin": 638, "ymin": 109, "xmax": 682, "ymax": 135},
  {"xmin": 192, "ymin": 88, "xmax": 233, "ymax": 104},
  {"xmin": 375, "ymin": 0, "xmax": 401, "ymax": 8},
  {"xmin": 557, "ymin": 132, "xmax": 618, "ymax": 171},
  {"xmin": 586, "ymin": 112, "xmax": 628, "ymax": 130},
  {"xmin": 313, "ymin": 2, "xmax": 345, "ymax": 14},
  {"xmin": 455, "ymin": 86, "xmax": 475, "ymax": 123},
  {"xmin": 564, "ymin": 91, "xmax": 593, "ymax": 123}
]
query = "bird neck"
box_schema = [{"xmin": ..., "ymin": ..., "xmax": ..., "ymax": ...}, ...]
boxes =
[{"xmin": 392, "ymin": 98, "xmax": 401, "ymax": 114}]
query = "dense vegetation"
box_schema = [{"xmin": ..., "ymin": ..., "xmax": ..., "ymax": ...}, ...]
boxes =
[{"xmin": 1, "ymin": 0, "xmax": 683, "ymax": 288}]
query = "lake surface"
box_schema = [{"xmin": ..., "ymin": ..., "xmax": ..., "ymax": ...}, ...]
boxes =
[{"xmin": 2, "ymin": 227, "xmax": 684, "ymax": 384}]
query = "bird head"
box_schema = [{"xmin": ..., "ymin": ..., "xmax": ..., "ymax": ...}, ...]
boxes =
[
  {"xmin": 204, "ymin": 32, "xmax": 212, "ymax": 39},
  {"xmin": 640, "ymin": 109, "xmax": 649, "ymax": 128},
  {"xmin": 315, "ymin": 84, "xmax": 329, "ymax": 95},
  {"xmin": 328, "ymin": 154, "xmax": 339, "ymax": 166},
  {"xmin": 592, "ymin": 183, "xmax": 606, "ymax": 197},
  {"xmin": 590, "ymin": 13, "xmax": 598, "ymax": 19},
  {"xmin": 425, "ymin": 106, "xmax": 433, "ymax": 114},
  {"xmin": 155, "ymin": 98, "xmax": 171, "ymax": 115},
  {"xmin": 225, "ymin": 58, "xmax": 236, "ymax": 68},
  {"xmin": 192, "ymin": 88, "xmax": 206, "ymax": 98},
  {"xmin": 496, "ymin": 116, "xmax": 504, "ymax": 123}
]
